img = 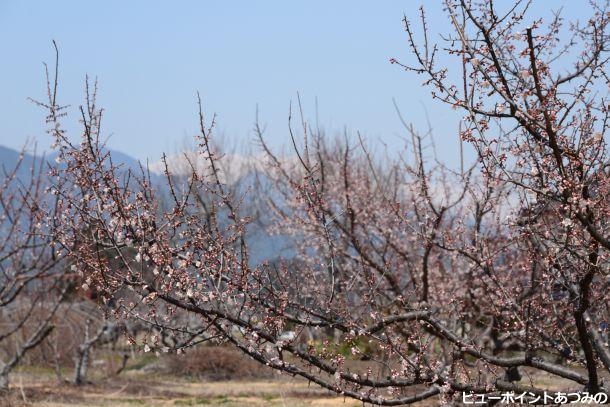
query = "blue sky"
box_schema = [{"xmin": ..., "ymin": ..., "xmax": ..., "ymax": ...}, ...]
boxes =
[{"xmin": 0, "ymin": 1, "xmax": 590, "ymax": 165}]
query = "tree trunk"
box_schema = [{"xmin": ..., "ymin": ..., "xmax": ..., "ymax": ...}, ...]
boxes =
[
  {"xmin": 0, "ymin": 369, "xmax": 9, "ymax": 393},
  {"xmin": 73, "ymin": 344, "xmax": 90, "ymax": 385},
  {"xmin": 73, "ymin": 319, "xmax": 110, "ymax": 385}
]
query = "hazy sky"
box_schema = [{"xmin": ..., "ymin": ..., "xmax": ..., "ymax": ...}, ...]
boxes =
[{"xmin": 0, "ymin": 1, "xmax": 590, "ymax": 165}]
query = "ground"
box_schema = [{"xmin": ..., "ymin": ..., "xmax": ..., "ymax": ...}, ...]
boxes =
[
  {"xmin": 0, "ymin": 356, "xmax": 586, "ymax": 406},
  {"xmin": 1, "ymin": 369, "xmax": 384, "ymax": 407}
]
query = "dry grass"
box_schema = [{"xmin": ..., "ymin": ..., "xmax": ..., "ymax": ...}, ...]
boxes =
[
  {"xmin": 0, "ymin": 353, "xmax": 590, "ymax": 406},
  {"xmin": 165, "ymin": 346, "xmax": 274, "ymax": 381},
  {"xmin": 0, "ymin": 371, "xmax": 365, "ymax": 407}
]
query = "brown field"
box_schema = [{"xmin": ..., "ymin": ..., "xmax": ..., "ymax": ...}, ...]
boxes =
[
  {"xmin": 0, "ymin": 367, "xmax": 586, "ymax": 407},
  {"xmin": 1, "ymin": 372, "xmax": 361, "ymax": 407},
  {"xmin": 0, "ymin": 350, "xmax": 585, "ymax": 407},
  {"xmin": 0, "ymin": 343, "xmax": 440, "ymax": 406}
]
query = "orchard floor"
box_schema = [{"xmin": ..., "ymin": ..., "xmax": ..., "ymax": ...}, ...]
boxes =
[
  {"xmin": 0, "ymin": 362, "xmax": 584, "ymax": 407},
  {"xmin": 1, "ymin": 370, "xmax": 440, "ymax": 407},
  {"xmin": 3, "ymin": 374, "xmax": 355, "ymax": 407}
]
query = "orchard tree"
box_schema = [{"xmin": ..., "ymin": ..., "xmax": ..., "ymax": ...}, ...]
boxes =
[
  {"xmin": 44, "ymin": 1, "xmax": 609, "ymax": 404},
  {"xmin": 0, "ymin": 151, "xmax": 68, "ymax": 392},
  {"xmin": 393, "ymin": 0, "xmax": 610, "ymax": 395}
]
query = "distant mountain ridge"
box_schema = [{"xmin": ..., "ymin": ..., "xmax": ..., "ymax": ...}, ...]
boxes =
[
  {"xmin": 0, "ymin": 145, "xmax": 40, "ymax": 180},
  {"xmin": 0, "ymin": 144, "xmax": 151, "ymax": 181},
  {"xmin": 0, "ymin": 144, "xmax": 291, "ymax": 264}
]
